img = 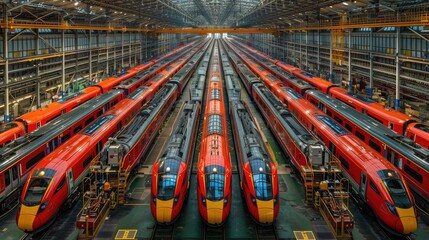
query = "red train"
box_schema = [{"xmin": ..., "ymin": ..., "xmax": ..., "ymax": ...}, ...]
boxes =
[
  {"xmin": 16, "ymin": 41, "xmax": 206, "ymax": 233},
  {"xmin": 151, "ymin": 41, "xmax": 212, "ymax": 224},
  {"xmin": 151, "ymin": 102, "xmax": 200, "ymax": 224},
  {"xmin": 0, "ymin": 90, "xmax": 124, "ymax": 211},
  {"xmin": 305, "ymin": 89, "xmax": 429, "ymax": 209},
  {"xmin": 232, "ymin": 39, "xmax": 429, "ymax": 149},
  {"xmin": 0, "ymin": 41, "xmax": 196, "ymax": 147},
  {"xmin": 224, "ymin": 40, "xmax": 417, "ymax": 235},
  {"xmin": 220, "ymin": 44, "xmax": 279, "ymax": 225},
  {"xmin": 197, "ymin": 41, "xmax": 231, "ymax": 226}
]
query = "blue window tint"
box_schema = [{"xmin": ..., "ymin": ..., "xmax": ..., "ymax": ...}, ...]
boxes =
[
  {"xmin": 284, "ymin": 88, "xmax": 302, "ymax": 99},
  {"xmin": 83, "ymin": 115, "xmax": 114, "ymax": 135},
  {"xmin": 57, "ymin": 91, "xmax": 84, "ymax": 103},
  {"xmin": 346, "ymin": 92, "xmax": 374, "ymax": 103},
  {"xmin": 157, "ymin": 173, "xmax": 177, "ymax": 200},
  {"xmin": 316, "ymin": 115, "xmax": 348, "ymax": 135},
  {"xmin": 252, "ymin": 174, "xmax": 273, "ymax": 200},
  {"xmin": 205, "ymin": 173, "xmax": 225, "ymax": 201},
  {"xmin": 128, "ymin": 87, "xmax": 147, "ymax": 100},
  {"xmin": 208, "ymin": 114, "xmax": 222, "ymax": 134},
  {"xmin": 300, "ymin": 72, "xmax": 314, "ymax": 78}
]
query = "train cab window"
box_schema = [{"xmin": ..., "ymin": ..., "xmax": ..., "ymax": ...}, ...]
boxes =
[
  {"xmin": 339, "ymin": 156, "xmax": 350, "ymax": 170},
  {"xmin": 355, "ymin": 131, "xmax": 365, "ymax": 141},
  {"xmin": 404, "ymin": 165, "xmax": 423, "ymax": 184},
  {"xmin": 83, "ymin": 155, "xmax": 93, "ymax": 168},
  {"xmin": 12, "ymin": 166, "xmax": 18, "ymax": 181},
  {"xmin": 250, "ymin": 159, "xmax": 273, "ymax": 200},
  {"xmin": 369, "ymin": 180, "xmax": 380, "ymax": 196},
  {"xmin": 23, "ymin": 168, "xmax": 56, "ymax": 206},
  {"xmin": 378, "ymin": 170, "xmax": 412, "ymax": 208},
  {"xmin": 326, "ymin": 110, "xmax": 332, "ymax": 117},
  {"xmin": 5, "ymin": 171, "xmax": 10, "ymax": 187},
  {"xmin": 85, "ymin": 116, "xmax": 95, "ymax": 126},
  {"xmin": 96, "ymin": 141, "xmax": 102, "ymax": 155},
  {"xmin": 345, "ymin": 124, "xmax": 353, "ymax": 132},
  {"xmin": 369, "ymin": 140, "xmax": 381, "ymax": 153},
  {"xmin": 333, "ymin": 115, "xmax": 343, "ymax": 125},
  {"xmin": 329, "ymin": 142, "xmax": 337, "ymax": 155},
  {"xmin": 26, "ymin": 151, "xmax": 45, "ymax": 170},
  {"xmin": 61, "ymin": 133, "xmax": 71, "ymax": 142},
  {"xmin": 54, "ymin": 177, "xmax": 66, "ymax": 194},
  {"xmin": 156, "ymin": 159, "xmax": 180, "ymax": 200},
  {"xmin": 74, "ymin": 125, "xmax": 83, "ymax": 134}
]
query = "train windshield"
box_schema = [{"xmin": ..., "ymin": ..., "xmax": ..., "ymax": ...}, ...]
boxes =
[
  {"xmin": 157, "ymin": 159, "xmax": 180, "ymax": 200},
  {"xmin": 23, "ymin": 168, "xmax": 56, "ymax": 206},
  {"xmin": 378, "ymin": 170, "xmax": 412, "ymax": 208},
  {"xmin": 250, "ymin": 159, "xmax": 273, "ymax": 200},
  {"xmin": 205, "ymin": 165, "xmax": 225, "ymax": 201}
]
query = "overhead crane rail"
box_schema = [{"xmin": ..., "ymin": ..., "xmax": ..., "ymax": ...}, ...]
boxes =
[{"xmin": 0, "ymin": 19, "xmax": 150, "ymax": 32}]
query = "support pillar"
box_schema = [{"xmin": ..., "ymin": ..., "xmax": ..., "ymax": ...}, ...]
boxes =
[
  {"xmin": 305, "ymin": 31, "xmax": 308, "ymax": 70},
  {"xmin": 348, "ymin": 30, "xmax": 352, "ymax": 92},
  {"xmin": 61, "ymin": 30, "xmax": 65, "ymax": 97},
  {"xmin": 106, "ymin": 31, "xmax": 109, "ymax": 76},
  {"xmin": 36, "ymin": 29, "xmax": 41, "ymax": 108},
  {"xmin": 329, "ymin": 30, "xmax": 333, "ymax": 82},
  {"xmin": 4, "ymin": 24, "xmax": 10, "ymax": 123},
  {"xmin": 113, "ymin": 32, "xmax": 116, "ymax": 74},
  {"xmin": 317, "ymin": 30, "xmax": 320, "ymax": 73},
  {"xmin": 89, "ymin": 30, "xmax": 92, "ymax": 84},
  {"xmin": 395, "ymin": 26, "xmax": 401, "ymax": 110},
  {"xmin": 369, "ymin": 29, "xmax": 374, "ymax": 98},
  {"xmin": 121, "ymin": 31, "xmax": 124, "ymax": 72},
  {"xmin": 129, "ymin": 32, "xmax": 132, "ymax": 67}
]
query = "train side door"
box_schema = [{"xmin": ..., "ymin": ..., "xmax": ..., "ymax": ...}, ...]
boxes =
[
  {"xmin": 66, "ymin": 169, "xmax": 74, "ymax": 196},
  {"xmin": 359, "ymin": 172, "xmax": 367, "ymax": 202},
  {"xmin": 11, "ymin": 166, "xmax": 19, "ymax": 189},
  {"xmin": 4, "ymin": 166, "xmax": 19, "ymax": 194}
]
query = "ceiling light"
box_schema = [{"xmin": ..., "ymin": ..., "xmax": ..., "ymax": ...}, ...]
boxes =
[
  {"xmin": 329, "ymin": 5, "xmax": 333, "ymax": 8},
  {"xmin": 100, "ymin": 8, "xmax": 103, "ymax": 10},
  {"xmin": 279, "ymin": 17, "xmax": 282, "ymax": 19},
  {"xmin": 343, "ymin": 2, "xmax": 349, "ymax": 5},
  {"xmin": 74, "ymin": 2, "xmax": 79, "ymax": 6}
]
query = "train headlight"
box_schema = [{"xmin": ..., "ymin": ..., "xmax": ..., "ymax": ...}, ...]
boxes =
[
  {"xmin": 173, "ymin": 194, "xmax": 180, "ymax": 206},
  {"xmin": 223, "ymin": 195, "xmax": 229, "ymax": 207},
  {"xmin": 201, "ymin": 194, "xmax": 206, "ymax": 207},
  {"xmin": 251, "ymin": 195, "xmax": 256, "ymax": 206},
  {"xmin": 152, "ymin": 195, "xmax": 156, "ymax": 205},
  {"xmin": 385, "ymin": 201, "xmax": 398, "ymax": 216},
  {"xmin": 38, "ymin": 200, "xmax": 49, "ymax": 213},
  {"xmin": 273, "ymin": 194, "xmax": 278, "ymax": 206}
]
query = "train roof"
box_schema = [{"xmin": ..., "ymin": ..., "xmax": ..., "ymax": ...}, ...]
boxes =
[
  {"xmin": 255, "ymin": 84, "xmax": 320, "ymax": 150},
  {"xmin": 111, "ymin": 84, "xmax": 176, "ymax": 150},
  {"xmin": 156, "ymin": 103, "xmax": 199, "ymax": 171},
  {"xmin": 307, "ymin": 89, "xmax": 429, "ymax": 171},
  {"xmin": 0, "ymin": 89, "xmax": 123, "ymax": 172}
]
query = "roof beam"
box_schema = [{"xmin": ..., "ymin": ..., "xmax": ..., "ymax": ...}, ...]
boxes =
[{"xmin": 155, "ymin": 27, "xmax": 277, "ymax": 34}]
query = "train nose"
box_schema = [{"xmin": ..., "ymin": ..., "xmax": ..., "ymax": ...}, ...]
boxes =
[
  {"xmin": 206, "ymin": 200, "xmax": 224, "ymax": 225},
  {"xmin": 395, "ymin": 208, "xmax": 417, "ymax": 234},
  {"xmin": 156, "ymin": 199, "xmax": 174, "ymax": 223},
  {"xmin": 17, "ymin": 205, "xmax": 40, "ymax": 232},
  {"xmin": 256, "ymin": 200, "xmax": 274, "ymax": 224}
]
